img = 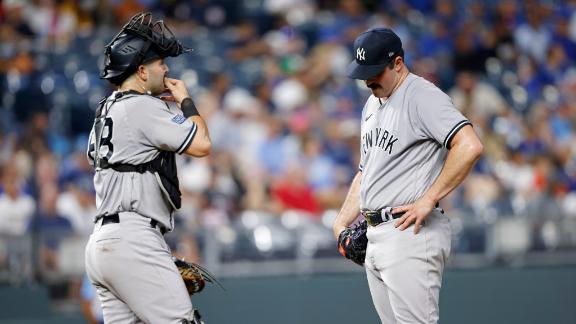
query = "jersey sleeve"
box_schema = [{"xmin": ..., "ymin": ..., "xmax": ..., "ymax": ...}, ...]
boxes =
[
  {"xmin": 412, "ymin": 85, "xmax": 471, "ymax": 148},
  {"xmin": 128, "ymin": 97, "xmax": 197, "ymax": 154}
]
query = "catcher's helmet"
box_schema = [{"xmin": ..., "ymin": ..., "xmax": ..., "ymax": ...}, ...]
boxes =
[{"xmin": 100, "ymin": 12, "xmax": 191, "ymax": 84}]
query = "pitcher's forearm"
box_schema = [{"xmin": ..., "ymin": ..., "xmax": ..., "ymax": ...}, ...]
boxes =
[{"xmin": 333, "ymin": 171, "xmax": 362, "ymax": 237}]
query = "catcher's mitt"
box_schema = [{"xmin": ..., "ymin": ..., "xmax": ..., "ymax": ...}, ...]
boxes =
[
  {"xmin": 338, "ymin": 220, "xmax": 368, "ymax": 266},
  {"xmin": 174, "ymin": 258, "xmax": 224, "ymax": 295}
]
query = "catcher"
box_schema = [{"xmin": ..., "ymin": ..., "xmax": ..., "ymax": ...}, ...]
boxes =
[{"xmin": 85, "ymin": 12, "xmax": 213, "ymax": 324}]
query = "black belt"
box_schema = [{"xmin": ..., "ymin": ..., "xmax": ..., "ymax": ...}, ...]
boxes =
[
  {"xmin": 101, "ymin": 213, "xmax": 120, "ymax": 225},
  {"xmin": 361, "ymin": 208, "xmax": 405, "ymax": 227},
  {"xmin": 100, "ymin": 213, "xmax": 167, "ymax": 235},
  {"xmin": 362, "ymin": 203, "xmax": 443, "ymax": 227},
  {"xmin": 150, "ymin": 219, "xmax": 167, "ymax": 235}
]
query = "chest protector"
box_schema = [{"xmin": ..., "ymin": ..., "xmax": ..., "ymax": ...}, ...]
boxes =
[{"xmin": 92, "ymin": 91, "xmax": 182, "ymax": 210}]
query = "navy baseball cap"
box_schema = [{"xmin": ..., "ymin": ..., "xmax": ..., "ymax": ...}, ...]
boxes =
[{"xmin": 346, "ymin": 28, "xmax": 404, "ymax": 80}]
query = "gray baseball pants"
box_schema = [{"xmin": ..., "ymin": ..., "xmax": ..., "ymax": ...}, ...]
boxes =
[
  {"xmin": 85, "ymin": 211, "xmax": 193, "ymax": 323},
  {"xmin": 364, "ymin": 210, "xmax": 451, "ymax": 324}
]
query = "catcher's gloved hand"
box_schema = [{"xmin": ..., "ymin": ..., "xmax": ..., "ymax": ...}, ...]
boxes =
[
  {"xmin": 174, "ymin": 259, "xmax": 205, "ymax": 295},
  {"xmin": 338, "ymin": 220, "xmax": 368, "ymax": 266},
  {"xmin": 174, "ymin": 258, "xmax": 224, "ymax": 295}
]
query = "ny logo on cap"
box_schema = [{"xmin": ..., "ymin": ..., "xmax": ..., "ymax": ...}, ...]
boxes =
[{"xmin": 356, "ymin": 47, "xmax": 366, "ymax": 61}]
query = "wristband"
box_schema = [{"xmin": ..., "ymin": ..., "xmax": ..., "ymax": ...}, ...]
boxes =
[{"xmin": 181, "ymin": 97, "xmax": 200, "ymax": 117}]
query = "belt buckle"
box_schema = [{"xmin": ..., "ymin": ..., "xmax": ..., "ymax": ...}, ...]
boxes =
[{"xmin": 362, "ymin": 210, "xmax": 376, "ymax": 226}]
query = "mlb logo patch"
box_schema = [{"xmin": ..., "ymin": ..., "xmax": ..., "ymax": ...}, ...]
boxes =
[{"xmin": 171, "ymin": 114, "xmax": 187, "ymax": 124}]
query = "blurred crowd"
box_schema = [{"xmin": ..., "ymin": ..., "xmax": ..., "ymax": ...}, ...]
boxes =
[{"xmin": 1, "ymin": 0, "xmax": 576, "ymax": 291}]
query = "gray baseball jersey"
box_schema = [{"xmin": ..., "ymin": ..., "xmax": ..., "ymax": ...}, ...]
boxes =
[
  {"xmin": 360, "ymin": 73, "xmax": 468, "ymax": 324},
  {"xmin": 87, "ymin": 91, "xmax": 197, "ymax": 231},
  {"xmin": 358, "ymin": 73, "xmax": 470, "ymax": 210}
]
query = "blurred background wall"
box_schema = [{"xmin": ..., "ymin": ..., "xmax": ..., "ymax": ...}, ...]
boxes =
[
  {"xmin": 1, "ymin": 267, "xmax": 576, "ymax": 323},
  {"xmin": 0, "ymin": 0, "xmax": 575, "ymax": 323}
]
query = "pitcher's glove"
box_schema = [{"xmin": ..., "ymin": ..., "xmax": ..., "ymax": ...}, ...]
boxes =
[
  {"xmin": 174, "ymin": 259, "xmax": 224, "ymax": 295},
  {"xmin": 338, "ymin": 220, "xmax": 368, "ymax": 266}
]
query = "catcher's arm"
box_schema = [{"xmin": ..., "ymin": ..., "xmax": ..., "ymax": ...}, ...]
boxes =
[{"xmin": 333, "ymin": 171, "xmax": 362, "ymax": 239}]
